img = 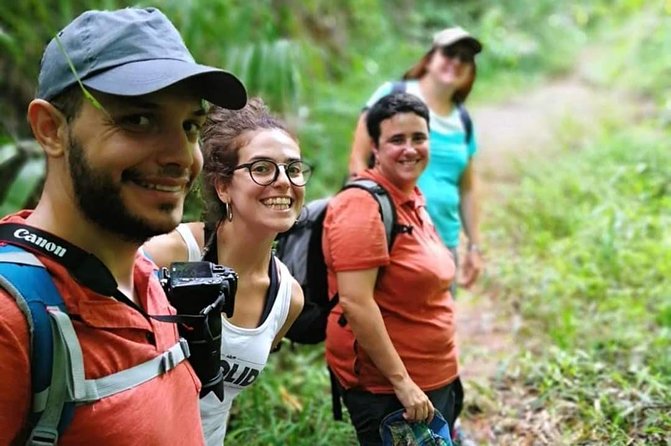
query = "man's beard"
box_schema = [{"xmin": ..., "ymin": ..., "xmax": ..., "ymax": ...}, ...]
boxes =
[{"xmin": 67, "ymin": 136, "xmax": 184, "ymax": 244}]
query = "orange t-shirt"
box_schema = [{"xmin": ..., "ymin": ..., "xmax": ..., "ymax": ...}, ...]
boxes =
[
  {"xmin": 0, "ymin": 212, "xmax": 204, "ymax": 445},
  {"xmin": 323, "ymin": 170, "xmax": 458, "ymax": 393}
]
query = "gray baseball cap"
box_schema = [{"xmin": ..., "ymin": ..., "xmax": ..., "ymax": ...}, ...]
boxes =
[{"xmin": 37, "ymin": 7, "xmax": 247, "ymax": 109}]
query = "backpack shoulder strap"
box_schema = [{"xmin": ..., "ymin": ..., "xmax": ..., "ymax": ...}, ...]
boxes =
[
  {"xmin": 456, "ymin": 103, "xmax": 473, "ymax": 145},
  {"xmin": 0, "ymin": 244, "xmax": 191, "ymax": 445},
  {"xmin": 342, "ymin": 179, "xmax": 397, "ymax": 249},
  {"xmin": 0, "ymin": 244, "xmax": 74, "ymax": 445},
  {"xmin": 391, "ymin": 83, "xmax": 473, "ymax": 146},
  {"xmin": 390, "ymin": 81, "xmax": 406, "ymax": 95},
  {"xmin": 390, "ymin": 81, "xmax": 472, "ymax": 146}
]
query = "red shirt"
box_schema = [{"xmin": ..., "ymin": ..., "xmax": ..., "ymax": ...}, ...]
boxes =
[
  {"xmin": 0, "ymin": 212, "xmax": 204, "ymax": 445},
  {"xmin": 323, "ymin": 170, "xmax": 458, "ymax": 393}
]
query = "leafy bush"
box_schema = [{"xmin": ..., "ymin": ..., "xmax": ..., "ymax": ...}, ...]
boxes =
[{"xmin": 4, "ymin": 0, "xmax": 646, "ymax": 211}]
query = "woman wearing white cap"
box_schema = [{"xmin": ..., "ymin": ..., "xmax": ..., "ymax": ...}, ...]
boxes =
[{"xmin": 349, "ymin": 27, "xmax": 485, "ymax": 295}]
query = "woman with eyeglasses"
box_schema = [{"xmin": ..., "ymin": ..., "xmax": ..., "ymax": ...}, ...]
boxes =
[
  {"xmin": 349, "ymin": 27, "xmax": 485, "ymax": 296},
  {"xmin": 142, "ymin": 98, "xmax": 307, "ymax": 445}
]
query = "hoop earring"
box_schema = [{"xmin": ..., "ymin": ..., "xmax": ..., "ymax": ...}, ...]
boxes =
[{"xmin": 223, "ymin": 202, "xmax": 233, "ymax": 222}]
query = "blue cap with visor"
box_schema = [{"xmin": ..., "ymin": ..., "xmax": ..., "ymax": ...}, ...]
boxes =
[{"xmin": 37, "ymin": 7, "xmax": 247, "ymax": 109}]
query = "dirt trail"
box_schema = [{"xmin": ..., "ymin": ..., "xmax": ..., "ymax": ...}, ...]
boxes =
[{"xmin": 454, "ymin": 71, "xmax": 643, "ymax": 444}]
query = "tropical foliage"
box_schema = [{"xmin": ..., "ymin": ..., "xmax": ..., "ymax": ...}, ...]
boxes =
[
  {"xmin": 2, "ymin": 0, "xmax": 618, "ymax": 208},
  {"xmin": 1, "ymin": 0, "xmax": 669, "ymax": 444}
]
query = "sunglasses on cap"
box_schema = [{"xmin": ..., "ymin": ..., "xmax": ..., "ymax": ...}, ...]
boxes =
[{"xmin": 439, "ymin": 44, "xmax": 476, "ymax": 63}]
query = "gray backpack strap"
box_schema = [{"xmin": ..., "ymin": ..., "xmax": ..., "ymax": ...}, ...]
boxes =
[
  {"xmin": 390, "ymin": 81, "xmax": 406, "ymax": 94},
  {"xmin": 30, "ymin": 312, "xmax": 70, "ymax": 446},
  {"xmin": 0, "ymin": 248, "xmax": 191, "ymax": 444},
  {"xmin": 343, "ymin": 178, "xmax": 397, "ymax": 249},
  {"xmin": 81, "ymin": 339, "xmax": 190, "ymax": 402},
  {"xmin": 456, "ymin": 103, "xmax": 473, "ymax": 145},
  {"xmin": 47, "ymin": 302, "xmax": 191, "ymax": 403},
  {"xmin": 391, "ymin": 81, "xmax": 473, "ymax": 146}
]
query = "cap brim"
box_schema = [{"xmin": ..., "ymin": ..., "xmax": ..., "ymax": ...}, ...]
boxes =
[
  {"xmin": 434, "ymin": 34, "xmax": 483, "ymax": 54},
  {"xmin": 83, "ymin": 59, "xmax": 247, "ymax": 109},
  {"xmin": 460, "ymin": 37, "xmax": 483, "ymax": 53}
]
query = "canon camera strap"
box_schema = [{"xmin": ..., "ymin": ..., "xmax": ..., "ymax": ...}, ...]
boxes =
[{"xmin": 0, "ymin": 223, "xmax": 200, "ymax": 325}]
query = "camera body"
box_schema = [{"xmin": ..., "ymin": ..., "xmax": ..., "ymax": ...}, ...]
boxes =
[
  {"xmin": 159, "ymin": 261, "xmax": 238, "ymax": 401},
  {"xmin": 160, "ymin": 261, "xmax": 237, "ymax": 318}
]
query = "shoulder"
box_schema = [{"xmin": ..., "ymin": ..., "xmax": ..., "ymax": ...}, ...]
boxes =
[
  {"xmin": 325, "ymin": 188, "xmax": 385, "ymax": 233},
  {"xmin": 183, "ymin": 222, "xmax": 206, "ymax": 247},
  {"xmin": 142, "ymin": 223, "xmax": 204, "ymax": 268},
  {"xmin": 329, "ymin": 186, "xmax": 380, "ymax": 211},
  {"xmin": 289, "ymin": 277, "xmax": 304, "ymax": 312},
  {"xmin": 403, "ymin": 80, "xmax": 421, "ymax": 95},
  {"xmin": 282, "ymin": 277, "xmax": 304, "ymax": 330},
  {"xmin": 275, "ymin": 258, "xmax": 304, "ymax": 307},
  {"xmin": 0, "ymin": 259, "xmax": 39, "ymax": 345},
  {"xmin": 327, "ymin": 187, "xmax": 384, "ymax": 225}
]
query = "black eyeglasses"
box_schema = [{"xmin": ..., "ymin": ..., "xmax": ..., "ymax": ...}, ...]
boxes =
[
  {"xmin": 440, "ymin": 45, "xmax": 475, "ymax": 63},
  {"xmin": 233, "ymin": 159, "xmax": 313, "ymax": 187}
]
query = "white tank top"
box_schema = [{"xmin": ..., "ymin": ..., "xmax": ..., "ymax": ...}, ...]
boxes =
[{"xmin": 175, "ymin": 224, "xmax": 293, "ymax": 445}]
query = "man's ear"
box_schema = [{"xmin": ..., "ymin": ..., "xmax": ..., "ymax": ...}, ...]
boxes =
[
  {"xmin": 26, "ymin": 99, "xmax": 68, "ymax": 158},
  {"xmin": 214, "ymin": 177, "xmax": 231, "ymax": 204}
]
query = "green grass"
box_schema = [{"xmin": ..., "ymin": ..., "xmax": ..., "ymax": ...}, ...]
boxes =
[
  {"xmin": 226, "ymin": 345, "xmax": 357, "ymax": 445},
  {"xmin": 485, "ymin": 122, "xmax": 671, "ymax": 444}
]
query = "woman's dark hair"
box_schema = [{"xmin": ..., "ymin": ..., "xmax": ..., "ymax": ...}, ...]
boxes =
[
  {"xmin": 200, "ymin": 97, "xmax": 295, "ymax": 227},
  {"xmin": 402, "ymin": 46, "xmax": 477, "ymax": 104},
  {"xmin": 366, "ymin": 92, "xmax": 430, "ymax": 146}
]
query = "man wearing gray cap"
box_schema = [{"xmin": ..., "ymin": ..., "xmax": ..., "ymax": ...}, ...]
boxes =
[{"xmin": 0, "ymin": 7, "xmax": 246, "ymax": 445}]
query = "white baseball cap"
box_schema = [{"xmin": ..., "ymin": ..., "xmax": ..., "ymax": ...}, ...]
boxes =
[{"xmin": 432, "ymin": 26, "xmax": 482, "ymax": 53}]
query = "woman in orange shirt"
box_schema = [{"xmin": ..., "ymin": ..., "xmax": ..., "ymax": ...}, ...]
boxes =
[{"xmin": 322, "ymin": 92, "xmax": 462, "ymax": 445}]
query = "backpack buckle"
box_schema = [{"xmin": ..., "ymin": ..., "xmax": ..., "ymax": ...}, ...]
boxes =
[
  {"xmin": 27, "ymin": 426, "xmax": 59, "ymax": 446},
  {"xmin": 179, "ymin": 337, "xmax": 191, "ymax": 359},
  {"xmin": 160, "ymin": 349, "xmax": 178, "ymax": 373}
]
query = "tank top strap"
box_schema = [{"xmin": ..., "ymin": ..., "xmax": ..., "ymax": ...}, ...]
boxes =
[{"xmin": 175, "ymin": 223, "xmax": 202, "ymax": 261}]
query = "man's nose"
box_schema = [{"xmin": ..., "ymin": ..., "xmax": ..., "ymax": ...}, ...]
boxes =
[{"xmin": 158, "ymin": 125, "xmax": 195, "ymax": 168}]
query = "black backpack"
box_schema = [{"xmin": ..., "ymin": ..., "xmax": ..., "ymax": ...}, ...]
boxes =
[{"xmin": 275, "ymin": 178, "xmax": 398, "ymax": 345}]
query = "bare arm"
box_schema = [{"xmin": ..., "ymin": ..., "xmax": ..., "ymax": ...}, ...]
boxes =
[
  {"xmin": 458, "ymin": 160, "xmax": 484, "ymax": 288},
  {"xmin": 271, "ymin": 278, "xmax": 304, "ymax": 350},
  {"xmin": 337, "ymin": 268, "xmax": 434, "ymax": 422},
  {"xmin": 348, "ymin": 112, "xmax": 373, "ymax": 176}
]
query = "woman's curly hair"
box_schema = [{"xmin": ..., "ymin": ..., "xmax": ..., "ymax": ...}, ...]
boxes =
[{"xmin": 200, "ymin": 97, "xmax": 295, "ymax": 228}]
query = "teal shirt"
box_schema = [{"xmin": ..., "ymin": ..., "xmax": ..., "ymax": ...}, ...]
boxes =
[{"xmin": 366, "ymin": 81, "xmax": 478, "ymax": 248}]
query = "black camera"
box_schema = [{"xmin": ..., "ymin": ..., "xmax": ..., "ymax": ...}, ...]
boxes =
[{"xmin": 159, "ymin": 261, "xmax": 237, "ymax": 401}]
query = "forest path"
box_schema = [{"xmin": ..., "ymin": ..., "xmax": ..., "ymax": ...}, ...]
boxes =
[{"xmin": 455, "ymin": 61, "xmax": 646, "ymax": 445}]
